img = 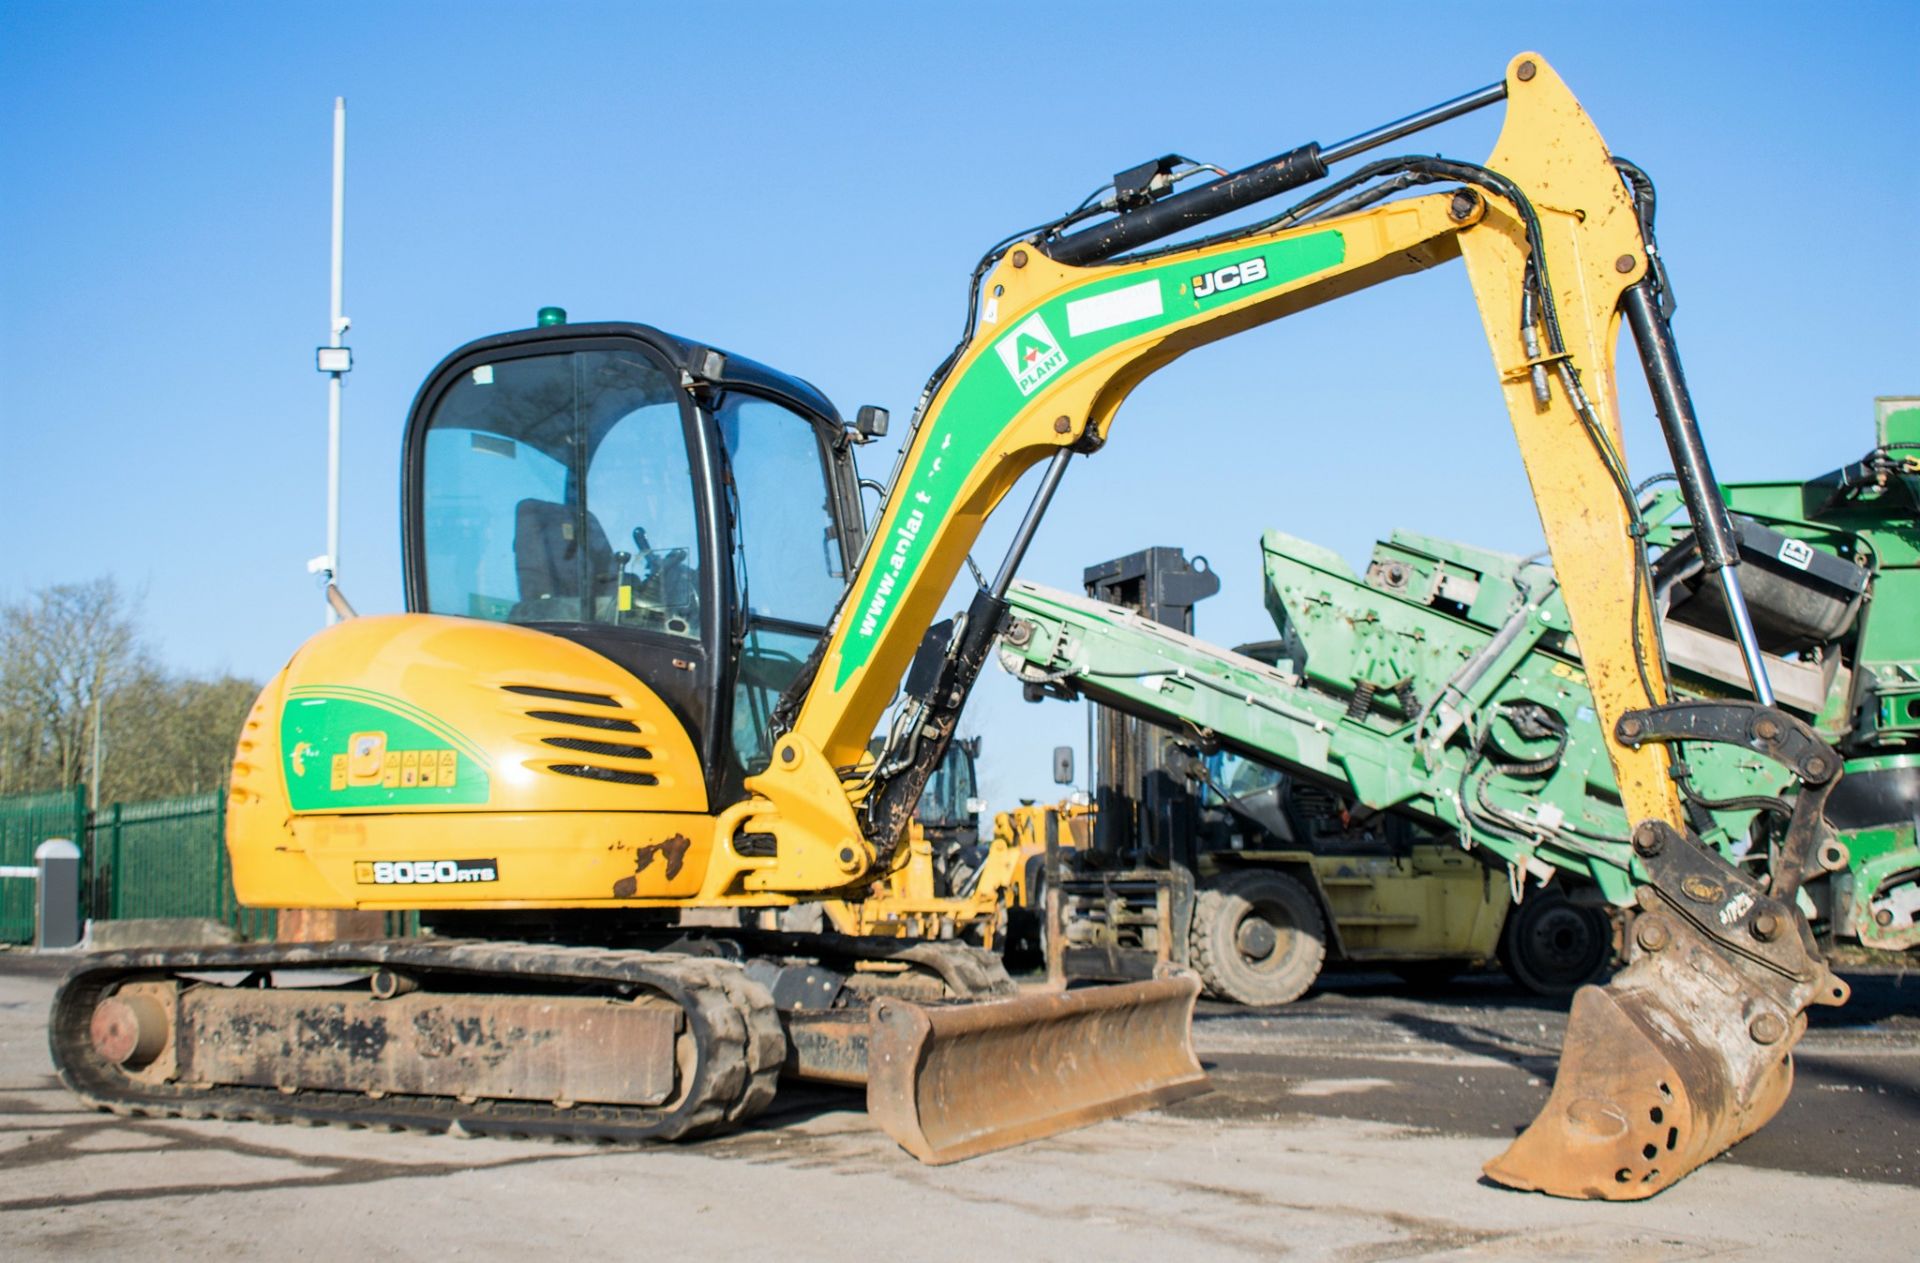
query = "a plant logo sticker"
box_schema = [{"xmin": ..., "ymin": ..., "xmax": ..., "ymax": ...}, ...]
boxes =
[{"xmin": 995, "ymin": 312, "xmax": 1067, "ymax": 396}]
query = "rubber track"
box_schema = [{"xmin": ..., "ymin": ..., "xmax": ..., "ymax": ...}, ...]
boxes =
[{"xmin": 49, "ymin": 939, "xmax": 786, "ymax": 1144}]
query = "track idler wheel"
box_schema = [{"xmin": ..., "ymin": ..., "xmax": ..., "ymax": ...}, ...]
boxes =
[
  {"xmin": 90, "ymin": 990, "xmax": 172, "ymax": 1068},
  {"xmin": 1484, "ymin": 820, "xmax": 1847, "ymax": 1199}
]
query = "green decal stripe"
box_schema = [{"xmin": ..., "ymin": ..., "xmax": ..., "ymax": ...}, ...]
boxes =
[
  {"xmin": 833, "ymin": 230, "xmax": 1346, "ymax": 689},
  {"xmin": 279, "ymin": 694, "xmax": 491, "ymax": 810},
  {"xmin": 284, "ymin": 683, "xmax": 480, "ymax": 752},
  {"xmin": 285, "ymin": 684, "xmax": 492, "ymax": 768}
]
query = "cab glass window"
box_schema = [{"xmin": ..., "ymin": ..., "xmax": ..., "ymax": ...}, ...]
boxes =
[
  {"xmin": 915, "ymin": 743, "xmax": 979, "ymax": 829},
  {"xmin": 717, "ymin": 393, "xmax": 849, "ymax": 776},
  {"xmin": 716, "ymin": 395, "xmax": 844, "ymax": 629},
  {"xmin": 730, "ymin": 624, "xmax": 815, "ymax": 776},
  {"xmin": 420, "ymin": 349, "xmax": 702, "ymax": 639}
]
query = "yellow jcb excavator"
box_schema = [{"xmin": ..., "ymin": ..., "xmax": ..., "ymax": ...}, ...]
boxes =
[{"xmin": 55, "ymin": 54, "xmax": 1844, "ymax": 1198}]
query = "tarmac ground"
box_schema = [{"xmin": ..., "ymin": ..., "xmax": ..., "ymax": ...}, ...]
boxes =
[{"xmin": 1, "ymin": 953, "xmax": 1913, "ymax": 1260}]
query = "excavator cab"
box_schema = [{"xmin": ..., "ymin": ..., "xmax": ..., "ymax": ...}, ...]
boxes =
[{"xmin": 401, "ymin": 321, "xmax": 868, "ymax": 800}]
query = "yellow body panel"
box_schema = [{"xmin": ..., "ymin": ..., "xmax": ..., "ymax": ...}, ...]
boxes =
[
  {"xmin": 237, "ymin": 809, "xmax": 727, "ymax": 909},
  {"xmin": 240, "ymin": 614, "xmax": 708, "ymax": 813},
  {"xmin": 230, "ymin": 614, "xmax": 761, "ymax": 909}
]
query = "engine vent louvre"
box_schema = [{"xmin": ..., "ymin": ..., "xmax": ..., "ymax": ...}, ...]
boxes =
[
  {"xmin": 540, "ymin": 736, "xmax": 653, "ymax": 760},
  {"xmin": 526, "ymin": 709, "xmax": 642, "ymax": 733},
  {"xmin": 546, "ymin": 763, "xmax": 658, "ymax": 787},
  {"xmin": 503, "ymin": 685, "xmax": 621, "ymax": 708}
]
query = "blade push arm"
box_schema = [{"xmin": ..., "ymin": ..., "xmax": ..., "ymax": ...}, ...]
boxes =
[{"xmin": 739, "ymin": 54, "xmax": 1708, "ymax": 889}]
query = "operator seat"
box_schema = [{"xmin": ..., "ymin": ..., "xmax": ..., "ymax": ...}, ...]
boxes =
[{"xmin": 511, "ymin": 498, "xmax": 618, "ymax": 622}]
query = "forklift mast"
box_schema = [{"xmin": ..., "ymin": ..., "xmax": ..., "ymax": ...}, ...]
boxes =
[
  {"xmin": 1045, "ymin": 548, "xmax": 1220, "ymax": 983},
  {"xmin": 1084, "ymin": 548, "xmax": 1219, "ymax": 875}
]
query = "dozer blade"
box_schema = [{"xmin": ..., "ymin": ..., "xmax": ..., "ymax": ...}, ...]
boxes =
[
  {"xmin": 1485, "ymin": 819, "xmax": 1849, "ymax": 1200},
  {"xmin": 865, "ymin": 974, "xmax": 1208, "ymax": 1164}
]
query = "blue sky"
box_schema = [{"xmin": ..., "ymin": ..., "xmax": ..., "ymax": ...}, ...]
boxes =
[{"xmin": 3, "ymin": 2, "xmax": 1915, "ymax": 810}]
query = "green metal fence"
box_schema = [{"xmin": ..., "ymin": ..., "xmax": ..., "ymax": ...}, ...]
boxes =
[
  {"xmin": 0, "ymin": 786, "xmax": 276, "ymax": 943},
  {"xmin": 0, "ymin": 785, "xmax": 425, "ymax": 944},
  {"xmin": 0, "ymin": 786, "xmax": 87, "ymax": 944},
  {"xmin": 95, "ymin": 792, "xmax": 277, "ymax": 941}
]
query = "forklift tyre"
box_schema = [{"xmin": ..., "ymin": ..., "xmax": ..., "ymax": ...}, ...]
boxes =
[
  {"xmin": 1001, "ymin": 858, "xmax": 1049, "ymax": 967},
  {"xmin": 1190, "ymin": 869, "xmax": 1326, "ymax": 1006},
  {"xmin": 1498, "ymin": 889, "xmax": 1612, "ymax": 997}
]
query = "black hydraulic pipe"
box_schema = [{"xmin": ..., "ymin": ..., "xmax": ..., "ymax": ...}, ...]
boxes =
[
  {"xmin": 1044, "ymin": 81, "xmax": 1506, "ymax": 267},
  {"xmin": 991, "ymin": 449, "xmax": 1073, "ymax": 596},
  {"xmin": 863, "ymin": 586, "xmax": 1012, "ymax": 849},
  {"xmin": 1319, "ymin": 81, "xmax": 1509, "ymax": 163},
  {"xmin": 866, "ymin": 451, "xmax": 1074, "ymax": 848},
  {"xmin": 1045, "ymin": 144, "xmax": 1329, "ymax": 266},
  {"xmin": 1623, "ymin": 284, "xmax": 1735, "ymax": 567},
  {"xmin": 1621, "ymin": 281, "xmax": 1775, "ymax": 706}
]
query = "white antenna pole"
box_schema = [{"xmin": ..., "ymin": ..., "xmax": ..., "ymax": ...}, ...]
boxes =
[{"xmin": 316, "ymin": 97, "xmax": 352, "ymax": 625}]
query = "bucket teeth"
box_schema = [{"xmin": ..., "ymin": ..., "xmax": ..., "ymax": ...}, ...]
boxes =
[{"xmin": 866, "ymin": 975, "xmax": 1208, "ymax": 1164}]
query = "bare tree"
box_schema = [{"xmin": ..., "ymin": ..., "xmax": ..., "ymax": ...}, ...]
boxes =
[
  {"xmin": 0, "ymin": 578, "xmax": 259, "ymax": 802},
  {"xmin": 0, "ymin": 579, "xmax": 146, "ymax": 796},
  {"xmin": 101, "ymin": 668, "xmax": 260, "ymax": 802}
]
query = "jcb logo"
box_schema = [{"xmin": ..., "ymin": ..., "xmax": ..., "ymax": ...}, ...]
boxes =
[{"xmin": 1191, "ymin": 256, "xmax": 1269, "ymax": 299}]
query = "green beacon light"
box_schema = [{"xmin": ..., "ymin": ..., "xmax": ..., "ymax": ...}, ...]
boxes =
[{"xmin": 536, "ymin": 306, "xmax": 568, "ymax": 327}]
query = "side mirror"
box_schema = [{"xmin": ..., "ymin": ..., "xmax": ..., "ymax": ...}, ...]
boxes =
[
  {"xmin": 853, "ymin": 404, "xmax": 890, "ymax": 442},
  {"xmin": 960, "ymin": 734, "xmax": 982, "ymax": 760},
  {"xmin": 1052, "ymin": 745, "xmax": 1074, "ymax": 785}
]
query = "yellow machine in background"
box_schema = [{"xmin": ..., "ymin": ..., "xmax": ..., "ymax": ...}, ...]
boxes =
[
  {"xmin": 835, "ymin": 741, "xmax": 1089, "ymax": 951},
  {"xmin": 1178, "ymin": 757, "xmax": 1517, "ymax": 1001},
  {"xmin": 988, "ymin": 797, "xmax": 1094, "ymax": 955},
  {"xmin": 55, "ymin": 55, "xmax": 1843, "ymax": 1197},
  {"xmin": 969, "ymin": 766, "xmax": 1526, "ymax": 1002},
  {"xmin": 832, "ymin": 737, "xmax": 1012, "ymax": 943}
]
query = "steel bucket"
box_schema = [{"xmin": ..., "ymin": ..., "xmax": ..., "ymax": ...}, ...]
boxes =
[{"xmin": 1484, "ymin": 903, "xmax": 1847, "ymax": 1200}]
